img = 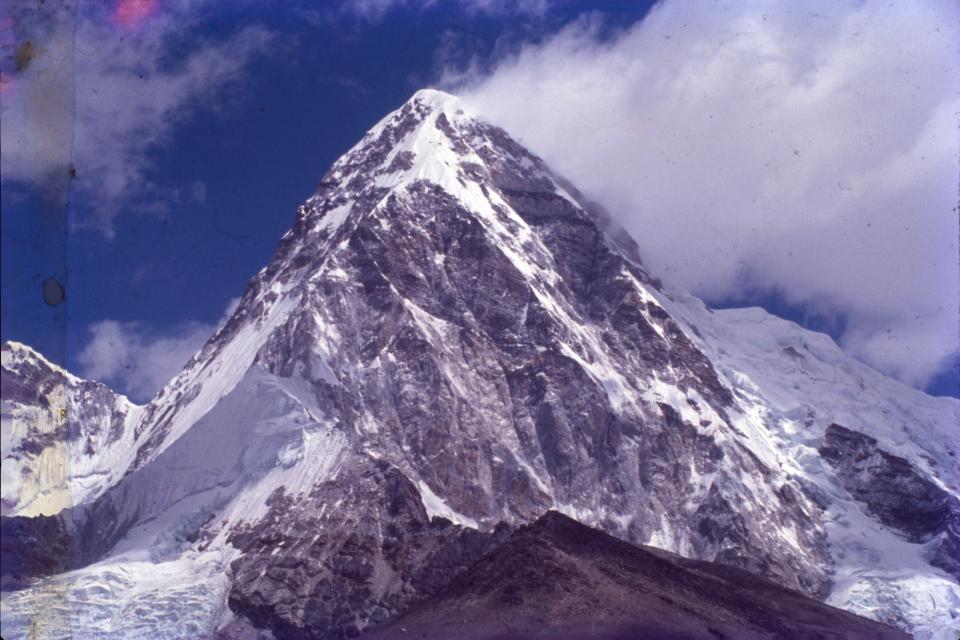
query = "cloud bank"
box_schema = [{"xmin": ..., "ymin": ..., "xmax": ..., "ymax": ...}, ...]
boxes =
[
  {"xmin": 455, "ymin": 0, "xmax": 960, "ymax": 390},
  {"xmin": 0, "ymin": 0, "xmax": 272, "ymax": 234},
  {"xmin": 77, "ymin": 298, "xmax": 239, "ymax": 403}
]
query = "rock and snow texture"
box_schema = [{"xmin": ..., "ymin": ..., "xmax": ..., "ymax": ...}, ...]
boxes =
[
  {"xmin": 657, "ymin": 293, "xmax": 960, "ymax": 636},
  {"xmin": 1, "ymin": 342, "xmax": 141, "ymax": 519},
  {"xmin": 1, "ymin": 89, "xmax": 958, "ymax": 640}
]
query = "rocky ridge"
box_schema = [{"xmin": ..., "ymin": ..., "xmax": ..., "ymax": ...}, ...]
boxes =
[{"xmin": 364, "ymin": 510, "xmax": 910, "ymax": 640}]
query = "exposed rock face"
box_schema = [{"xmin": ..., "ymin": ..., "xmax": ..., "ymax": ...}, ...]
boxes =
[
  {"xmin": 1, "ymin": 90, "xmax": 958, "ymax": 640},
  {"xmin": 820, "ymin": 423, "xmax": 953, "ymax": 540},
  {"xmin": 227, "ymin": 459, "xmax": 511, "ymax": 639},
  {"xmin": 0, "ymin": 513, "xmax": 73, "ymax": 590},
  {"xmin": 363, "ymin": 511, "xmax": 909, "ymax": 640},
  {"xmin": 820, "ymin": 422, "xmax": 960, "ymax": 580}
]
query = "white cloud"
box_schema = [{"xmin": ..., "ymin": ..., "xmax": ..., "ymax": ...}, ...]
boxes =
[
  {"xmin": 842, "ymin": 314, "xmax": 957, "ymax": 390},
  {"xmin": 453, "ymin": 0, "xmax": 960, "ymax": 391},
  {"xmin": 77, "ymin": 298, "xmax": 239, "ymax": 402},
  {"xmin": 0, "ymin": 0, "xmax": 273, "ymax": 234}
]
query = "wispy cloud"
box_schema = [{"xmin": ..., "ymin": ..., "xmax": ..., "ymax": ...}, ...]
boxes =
[
  {"xmin": 0, "ymin": 0, "xmax": 273, "ymax": 235},
  {"xmin": 77, "ymin": 298, "xmax": 239, "ymax": 403},
  {"xmin": 453, "ymin": 0, "xmax": 960, "ymax": 391}
]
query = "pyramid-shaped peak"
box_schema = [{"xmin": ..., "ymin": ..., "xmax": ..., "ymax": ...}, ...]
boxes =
[
  {"xmin": 288, "ymin": 83, "xmax": 584, "ymax": 249},
  {"xmin": 333, "ymin": 88, "xmax": 474, "ymax": 172}
]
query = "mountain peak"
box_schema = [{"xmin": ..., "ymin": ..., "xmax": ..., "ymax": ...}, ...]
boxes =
[
  {"xmin": 1, "ymin": 340, "xmax": 79, "ymax": 385},
  {"xmin": 407, "ymin": 87, "xmax": 462, "ymax": 111},
  {"xmin": 4, "ymin": 86, "xmax": 955, "ymax": 640},
  {"xmin": 284, "ymin": 85, "xmax": 579, "ymax": 259}
]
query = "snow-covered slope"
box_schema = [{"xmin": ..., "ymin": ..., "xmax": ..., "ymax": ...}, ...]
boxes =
[
  {"xmin": 1, "ymin": 89, "xmax": 957, "ymax": 640},
  {"xmin": 657, "ymin": 288, "xmax": 960, "ymax": 636}
]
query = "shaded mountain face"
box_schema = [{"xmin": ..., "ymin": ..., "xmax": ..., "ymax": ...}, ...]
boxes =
[
  {"xmin": 363, "ymin": 511, "xmax": 910, "ymax": 640},
  {"xmin": 1, "ymin": 90, "xmax": 958, "ymax": 640}
]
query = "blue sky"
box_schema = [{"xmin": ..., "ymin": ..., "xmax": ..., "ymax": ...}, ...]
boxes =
[{"xmin": 2, "ymin": 0, "xmax": 957, "ymax": 401}]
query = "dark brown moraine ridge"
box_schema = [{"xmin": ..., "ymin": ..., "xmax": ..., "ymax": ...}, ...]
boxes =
[{"xmin": 363, "ymin": 511, "xmax": 910, "ymax": 640}]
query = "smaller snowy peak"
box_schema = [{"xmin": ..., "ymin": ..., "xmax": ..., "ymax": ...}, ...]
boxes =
[
  {"xmin": 3, "ymin": 339, "xmax": 44, "ymax": 358},
  {"xmin": 1, "ymin": 340, "xmax": 81, "ymax": 385},
  {"xmin": 2, "ymin": 340, "xmax": 141, "ymax": 517},
  {"xmin": 1, "ymin": 340, "xmax": 140, "ymax": 410}
]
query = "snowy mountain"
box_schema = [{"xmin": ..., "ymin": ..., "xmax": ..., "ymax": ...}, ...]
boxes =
[{"xmin": 1, "ymin": 89, "xmax": 958, "ymax": 640}]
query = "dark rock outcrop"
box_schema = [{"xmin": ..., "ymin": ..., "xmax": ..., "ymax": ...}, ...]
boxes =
[
  {"xmin": 364, "ymin": 511, "xmax": 910, "ymax": 640},
  {"xmin": 820, "ymin": 423, "xmax": 960, "ymax": 579},
  {"xmin": 0, "ymin": 513, "xmax": 73, "ymax": 590},
  {"xmin": 819, "ymin": 423, "xmax": 954, "ymax": 540}
]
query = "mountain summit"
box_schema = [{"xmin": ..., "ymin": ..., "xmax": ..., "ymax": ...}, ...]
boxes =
[{"xmin": 2, "ymin": 90, "xmax": 958, "ymax": 640}]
